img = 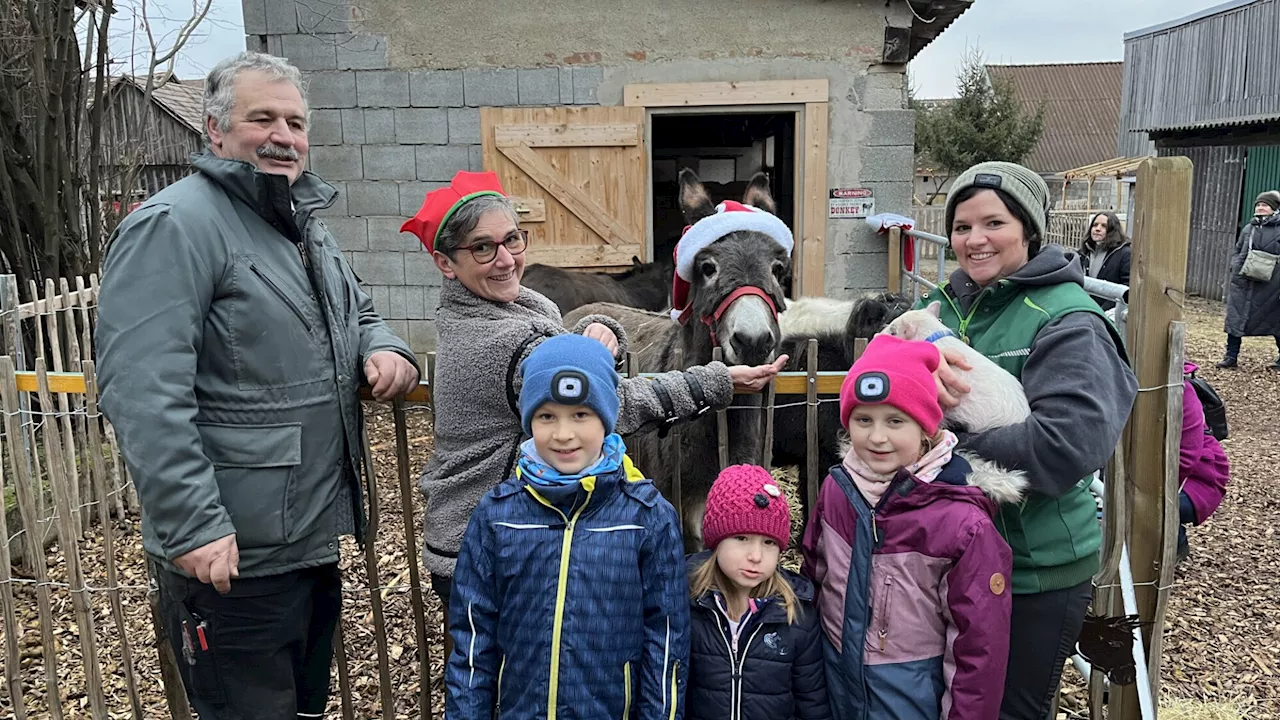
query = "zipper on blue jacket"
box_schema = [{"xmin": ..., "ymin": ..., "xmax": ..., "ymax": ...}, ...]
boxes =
[{"xmin": 713, "ymin": 608, "xmax": 765, "ymax": 720}]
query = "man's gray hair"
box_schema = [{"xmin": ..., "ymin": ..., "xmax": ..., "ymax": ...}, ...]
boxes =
[
  {"xmin": 203, "ymin": 52, "xmax": 309, "ymax": 138},
  {"xmin": 436, "ymin": 194, "xmax": 520, "ymax": 255}
]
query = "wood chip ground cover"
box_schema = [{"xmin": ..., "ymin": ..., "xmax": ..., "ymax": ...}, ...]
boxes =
[{"xmin": 0, "ymin": 299, "xmax": 1275, "ymax": 718}]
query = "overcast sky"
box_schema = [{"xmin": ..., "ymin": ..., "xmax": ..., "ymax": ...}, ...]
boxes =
[
  {"xmin": 143, "ymin": 0, "xmax": 1225, "ymax": 98},
  {"xmin": 910, "ymin": 0, "xmax": 1228, "ymax": 97}
]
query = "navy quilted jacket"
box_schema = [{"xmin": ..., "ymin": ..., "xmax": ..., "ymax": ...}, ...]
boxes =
[
  {"xmin": 686, "ymin": 553, "xmax": 830, "ymax": 720},
  {"xmin": 446, "ymin": 457, "xmax": 690, "ymax": 720}
]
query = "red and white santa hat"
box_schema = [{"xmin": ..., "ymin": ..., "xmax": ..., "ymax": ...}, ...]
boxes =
[{"xmin": 671, "ymin": 200, "xmax": 794, "ymax": 321}]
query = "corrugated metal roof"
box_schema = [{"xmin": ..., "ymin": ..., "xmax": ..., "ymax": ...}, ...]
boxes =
[
  {"xmin": 986, "ymin": 62, "xmax": 1124, "ymax": 175},
  {"xmin": 1117, "ymin": 0, "xmax": 1280, "ymax": 152},
  {"xmin": 1124, "ymin": 0, "xmax": 1264, "ymax": 40},
  {"xmin": 1137, "ymin": 111, "xmax": 1280, "ymax": 134},
  {"xmin": 907, "ymin": 0, "xmax": 975, "ymax": 60}
]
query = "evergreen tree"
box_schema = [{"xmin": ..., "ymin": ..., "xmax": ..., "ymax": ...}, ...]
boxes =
[{"xmin": 914, "ymin": 48, "xmax": 1045, "ymax": 204}]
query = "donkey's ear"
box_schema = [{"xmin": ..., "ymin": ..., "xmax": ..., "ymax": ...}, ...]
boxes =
[
  {"xmin": 678, "ymin": 168, "xmax": 716, "ymax": 224},
  {"xmin": 926, "ymin": 301, "xmax": 942, "ymax": 318},
  {"xmin": 742, "ymin": 172, "xmax": 776, "ymax": 214}
]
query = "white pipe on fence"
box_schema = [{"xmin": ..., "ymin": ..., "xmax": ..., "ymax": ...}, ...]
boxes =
[
  {"xmin": 1120, "ymin": 542, "xmax": 1157, "ymax": 720},
  {"xmin": 901, "ymin": 228, "xmax": 1131, "ymax": 337}
]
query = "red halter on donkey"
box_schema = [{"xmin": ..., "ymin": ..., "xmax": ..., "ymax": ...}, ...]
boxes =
[{"xmin": 671, "ymin": 200, "xmax": 795, "ymax": 345}]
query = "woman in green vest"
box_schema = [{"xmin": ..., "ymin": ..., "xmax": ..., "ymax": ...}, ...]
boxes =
[{"xmin": 920, "ymin": 162, "xmax": 1137, "ymax": 719}]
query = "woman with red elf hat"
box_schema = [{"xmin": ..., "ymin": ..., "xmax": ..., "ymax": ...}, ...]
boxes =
[{"xmin": 402, "ymin": 171, "xmax": 789, "ymax": 662}]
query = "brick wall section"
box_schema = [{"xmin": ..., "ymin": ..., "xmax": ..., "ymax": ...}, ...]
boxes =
[{"xmin": 244, "ymin": 0, "xmax": 602, "ymax": 354}]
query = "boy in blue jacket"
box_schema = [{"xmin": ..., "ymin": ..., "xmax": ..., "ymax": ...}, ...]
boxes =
[{"xmin": 446, "ymin": 333, "xmax": 690, "ymax": 720}]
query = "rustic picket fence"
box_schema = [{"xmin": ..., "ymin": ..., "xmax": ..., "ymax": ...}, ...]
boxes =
[{"xmin": 0, "ymin": 273, "xmax": 853, "ymax": 719}]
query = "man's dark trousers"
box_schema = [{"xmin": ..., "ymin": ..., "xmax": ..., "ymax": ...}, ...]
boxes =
[{"xmin": 155, "ymin": 562, "xmax": 341, "ymax": 719}]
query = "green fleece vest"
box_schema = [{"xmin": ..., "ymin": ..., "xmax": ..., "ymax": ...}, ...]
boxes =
[{"xmin": 920, "ymin": 280, "xmax": 1126, "ymax": 594}]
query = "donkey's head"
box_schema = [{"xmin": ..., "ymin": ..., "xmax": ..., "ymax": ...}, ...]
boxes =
[{"xmin": 676, "ymin": 169, "xmax": 789, "ymax": 366}]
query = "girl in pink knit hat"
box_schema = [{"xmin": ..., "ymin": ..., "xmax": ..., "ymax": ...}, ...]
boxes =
[
  {"xmin": 685, "ymin": 464, "xmax": 830, "ymax": 720},
  {"xmin": 801, "ymin": 334, "xmax": 1025, "ymax": 720}
]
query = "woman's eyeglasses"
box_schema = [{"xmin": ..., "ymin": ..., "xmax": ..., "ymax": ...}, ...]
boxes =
[{"xmin": 455, "ymin": 230, "xmax": 529, "ymax": 264}]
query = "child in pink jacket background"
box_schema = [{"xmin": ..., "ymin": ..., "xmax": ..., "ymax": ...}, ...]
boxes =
[
  {"xmin": 801, "ymin": 335, "xmax": 1024, "ymax": 720},
  {"xmin": 1177, "ymin": 362, "xmax": 1231, "ymax": 563}
]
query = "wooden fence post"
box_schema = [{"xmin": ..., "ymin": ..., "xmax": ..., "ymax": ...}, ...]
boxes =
[
  {"xmin": 360, "ymin": 431, "xmax": 397, "ymax": 716},
  {"xmin": 82, "ymin": 361, "xmax": 144, "ymax": 718},
  {"xmin": 887, "ymin": 227, "xmax": 902, "ymax": 295},
  {"xmin": 805, "ymin": 339, "xmax": 819, "ymax": 517},
  {"xmin": 712, "ymin": 347, "xmax": 729, "ymax": 470},
  {"xmin": 35, "ymin": 357, "xmax": 108, "ymax": 718},
  {"xmin": 1110, "ymin": 156, "xmax": 1191, "ymax": 720},
  {"xmin": 0, "ymin": 357, "xmax": 64, "ymax": 719},
  {"xmin": 392, "ymin": 397, "xmax": 431, "ymax": 720},
  {"xmin": 0, "ymin": 373, "xmax": 26, "ymax": 719}
]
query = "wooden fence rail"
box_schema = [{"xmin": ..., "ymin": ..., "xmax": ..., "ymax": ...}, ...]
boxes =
[{"xmin": 0, "ymin": 275, "xmax": 854, "ymax": 719}]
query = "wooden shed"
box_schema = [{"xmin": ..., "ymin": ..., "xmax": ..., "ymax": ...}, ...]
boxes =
[
  {"xmin": 95, "ymin": 74, "xmax": 204, "ymax": 209},
  {"xmin": 1118, "ymin": 0, "xmax": 1280, "ymax": 300},
  {"xmin": 244, "ymin": 0, "xmax": 974, "ymax": 353}
]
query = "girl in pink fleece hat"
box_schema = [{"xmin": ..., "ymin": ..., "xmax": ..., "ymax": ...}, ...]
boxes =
[
  {"xmin": 801, "ymin": 334, "xmax": 1023, "ymax": 720},
  {"xmin": 686, "ymin": 464, "xmax": 831, "ymax": 720}
]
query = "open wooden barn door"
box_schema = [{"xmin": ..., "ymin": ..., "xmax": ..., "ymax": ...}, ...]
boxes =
[{"xmin": 481, "ymin": 106, "xmax": 648, "ymax": 270}]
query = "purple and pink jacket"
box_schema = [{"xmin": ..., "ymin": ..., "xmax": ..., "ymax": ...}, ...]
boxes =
[
  {"xmin": 1181, "ymin": 362, "xmax": 1231, "ymax": 524},
  {"xmin": 800, "ymin": 453, "xmax": 1024, "ymax": 720}
]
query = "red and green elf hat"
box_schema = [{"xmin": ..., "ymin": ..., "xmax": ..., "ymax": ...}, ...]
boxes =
[{"xmin": 401, "ymin": 171, "xmax": 507, "ymax": 253}]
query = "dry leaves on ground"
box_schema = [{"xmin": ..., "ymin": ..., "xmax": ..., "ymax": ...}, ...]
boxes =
[{"xmin": 1, "ymin": 298, "xmax": 1278, "ymax": 718}]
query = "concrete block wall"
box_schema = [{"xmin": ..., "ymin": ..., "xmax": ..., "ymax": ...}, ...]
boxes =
[
  {"xmin": 243, "ymin": 2, "xmax": 603, "ymax": 355},
  {"xmin": 244, "ymin": 0, "xmax": 915, "ymax": 348}
]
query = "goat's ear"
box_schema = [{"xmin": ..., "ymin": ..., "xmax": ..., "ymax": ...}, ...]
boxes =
[
  {"xmin": 678, "ymin": 168, "xmax": 716, "ymax": 224},
  {"xmin": 926, "ymin": 301, "xmax": 942, "ymax": 318},
  {"xmin": 742, "ymin": 172, "xmax": 777, "ymax": 214},
  {"xmin": 632, "ymin": 255, "xmax": 642, "ymax": 267}
]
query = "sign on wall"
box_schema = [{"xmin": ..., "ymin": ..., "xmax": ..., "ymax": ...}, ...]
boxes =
[{"xmin": 828, "ymin": 187, "xmax": 874, "ymax": 219}]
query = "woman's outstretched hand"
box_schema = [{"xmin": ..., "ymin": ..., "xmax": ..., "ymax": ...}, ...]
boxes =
[
  {"xmin": 582, "ymin": 322, "xmax": 620, "ymax": 356},
  {"xmin": 934, "ymin": 347, "xmax": 972, "ymax": 409},
  {"xmin": 728, "ymin": 355, "xmax": 790, "ymax": 392}
]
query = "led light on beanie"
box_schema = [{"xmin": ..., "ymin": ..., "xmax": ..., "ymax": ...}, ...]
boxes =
[
  {"xmin": 854, "ymin": 372, "xmax": 890, "ymax": 402},
  {"xmin": 552, "ymin": 371, "xmax": 588, "ymax": 404}
]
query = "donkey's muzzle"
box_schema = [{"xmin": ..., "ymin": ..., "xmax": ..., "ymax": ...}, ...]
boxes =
[{"xmin": 729, "ymin": 327, "xmax": 776, "ymax": 366}]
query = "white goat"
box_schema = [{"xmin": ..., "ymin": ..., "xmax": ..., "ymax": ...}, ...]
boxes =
[{"xmin": 880, "ymin": 301, "xmax": 1031, "ymax": 433}]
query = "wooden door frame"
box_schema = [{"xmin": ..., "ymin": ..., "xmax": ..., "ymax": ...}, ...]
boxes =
[{"xmin": 624, "ymin": 79, "xmax": 830, "ymax": 297}]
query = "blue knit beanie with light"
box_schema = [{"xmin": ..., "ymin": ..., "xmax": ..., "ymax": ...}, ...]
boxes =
[{"xmin": 519, "ymin": 334, "xmax": 620, "ymax": 436}]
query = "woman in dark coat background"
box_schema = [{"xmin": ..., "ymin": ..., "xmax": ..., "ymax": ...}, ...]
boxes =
[
  {"xmin": 1218, "ymin": 191, "xmax": 1280, "ymax": 370},
  {"xmin": 1080, "ymin": 211, "xmax": 1131, "ymax": 311}
]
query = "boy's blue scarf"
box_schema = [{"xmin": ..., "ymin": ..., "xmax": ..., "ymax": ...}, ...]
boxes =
[{"xmin": 517, "ymin": 433, "xmax": 627, "ymax": 488}]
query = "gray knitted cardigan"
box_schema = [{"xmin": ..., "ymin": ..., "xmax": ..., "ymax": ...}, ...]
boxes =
[{"xmin": 420, "ymin": 278, "xmax": 733, "ymax": 578}]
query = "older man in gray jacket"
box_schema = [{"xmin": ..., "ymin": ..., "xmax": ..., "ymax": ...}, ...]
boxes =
[{"xmin": 96, "ymin": 51, "xmax": 419, "ymax": 719}]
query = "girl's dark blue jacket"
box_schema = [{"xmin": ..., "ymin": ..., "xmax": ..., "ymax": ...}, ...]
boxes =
[{"xmin": 685, "ymin": 552, "xmax": 831, "ymax": 720}]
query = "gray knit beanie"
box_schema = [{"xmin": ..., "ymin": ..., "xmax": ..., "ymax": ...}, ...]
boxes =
[
  {"xmin": 1255, "ymin": 191, "xmax": 1280, "ymax": 213},
  {"xmin": 945, "ymin": 161, "xmax": 1052, "ymax": 242}
]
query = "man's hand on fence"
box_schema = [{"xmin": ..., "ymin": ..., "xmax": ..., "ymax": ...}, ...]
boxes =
[
  {"xmin": 365, "ymin": 351, "xmax": 420, "ymax": 401},
  {"xmin": 174, "ymin": 534, "xmax": 240, "ymax": 594},
  {"xmin": 934, "ymin": 348, "xmax": 972, "ymax": 410},
  {"xmin": 728, "ymin": 355, "xmax": 790, "ymax": 392}
]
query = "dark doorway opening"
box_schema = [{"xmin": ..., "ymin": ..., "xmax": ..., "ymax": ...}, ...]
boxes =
[{"xmin": 651, "ymin": 112, "xmax": 797, "ymax": 290}]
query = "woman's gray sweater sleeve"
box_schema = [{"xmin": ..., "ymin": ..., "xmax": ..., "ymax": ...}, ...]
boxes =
[
  {"xmin": 569, "ymin": 313, "xmax": 630, "ymax": 363},
  {"xmin": 616, "ymin": 362, "xmax": 734, "ymax": 436}
]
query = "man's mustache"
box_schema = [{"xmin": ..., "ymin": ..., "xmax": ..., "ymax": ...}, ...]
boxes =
[{"xmin": 257, "ymin": 143, "xmax": 300, "ymax": 161}]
